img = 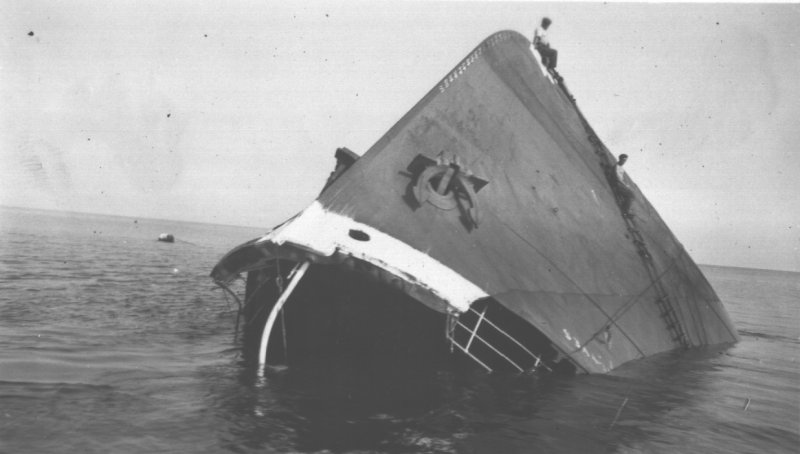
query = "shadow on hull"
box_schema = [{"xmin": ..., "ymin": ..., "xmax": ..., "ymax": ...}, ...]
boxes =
[{"xmin": 237, "ymin": 263, "xmax": 577, "ymax": 376}]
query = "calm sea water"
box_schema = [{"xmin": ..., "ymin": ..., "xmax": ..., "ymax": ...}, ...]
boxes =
[{"xmin": 1, "ymin": 207, "xmax": 798, "ymax": 453}]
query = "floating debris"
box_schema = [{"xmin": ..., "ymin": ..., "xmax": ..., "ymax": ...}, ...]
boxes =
[
  {"xmin": 158, "ymin": 233, "xmax": 175, "ymax": 243},
  {"xmin": 610, "ymin": 397, "xmax": 629, "ymax": 428}
]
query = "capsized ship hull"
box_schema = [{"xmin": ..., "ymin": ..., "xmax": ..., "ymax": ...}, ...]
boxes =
[{"xmin": 211, "ymin": 31, "xmax": 738, "ymax": 374}]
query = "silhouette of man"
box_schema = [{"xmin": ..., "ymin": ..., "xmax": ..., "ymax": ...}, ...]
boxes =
[
  {"xmin": 533, "ymin": 17, "xmax": 558, "ymax": 70},
  {"xmin": 614, "ymin": 154, "xmax": 635, "ymax": 216}
]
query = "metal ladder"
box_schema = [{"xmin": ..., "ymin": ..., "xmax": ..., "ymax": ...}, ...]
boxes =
[
  {"xmin": 575, "ymin": 102, "xmax": 691, "ymax": 349},
  {"xmin": 623, "ymin": 216, "xmax": 690, "ymax": 348}
]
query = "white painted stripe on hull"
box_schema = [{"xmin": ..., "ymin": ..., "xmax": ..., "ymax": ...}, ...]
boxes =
[{"xmin": 256, "ymin": 201, "xmax": 487, "ymax": 313}]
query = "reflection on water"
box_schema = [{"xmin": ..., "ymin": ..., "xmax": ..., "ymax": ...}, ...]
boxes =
[{"xmin": 0, "ymin": 208, "xmax": 798, "ymax": 453}]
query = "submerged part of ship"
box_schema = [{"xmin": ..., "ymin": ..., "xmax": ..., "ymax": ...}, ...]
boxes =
[{"xmin": 211, "ymin": 30, "xmax": 738, "ymax": 376}]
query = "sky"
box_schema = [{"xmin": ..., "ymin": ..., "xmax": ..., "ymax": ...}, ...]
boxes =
[{"xmin": 1, "ymin": 1, "xmax": 798, "ymax": 272}]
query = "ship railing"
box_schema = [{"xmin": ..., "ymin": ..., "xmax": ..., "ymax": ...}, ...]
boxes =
[{"xmin": 447, "ymin": 305, "xmax": 551, "ymax": 373}]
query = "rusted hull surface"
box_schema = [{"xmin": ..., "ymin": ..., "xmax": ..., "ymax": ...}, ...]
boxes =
[
  {"xmin": 212, "ymin": 31, "xmax": 737, "ymax": 374},
  {"xmin": 313, "ymin": 31, "xmax": 737, "ymax": 372}
]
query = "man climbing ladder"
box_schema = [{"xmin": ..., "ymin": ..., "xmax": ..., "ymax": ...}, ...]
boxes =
[{"xmin": 612, "ymin": 154, "xmax": 635, "ymax": 217}]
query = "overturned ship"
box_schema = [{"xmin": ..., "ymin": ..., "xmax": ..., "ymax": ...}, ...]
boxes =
[{"xmin": 211, "ymin": 31, "xmax": 738, "ymax": 375}]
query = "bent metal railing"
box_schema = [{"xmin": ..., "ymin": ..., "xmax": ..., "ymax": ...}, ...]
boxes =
[
  {"xmin": 258, "ymin": 261, "xmax": 310, "ymax": 377},
  {"xmin": 446, "ymin": 305, "xmax": 551, "ymax": 374}
]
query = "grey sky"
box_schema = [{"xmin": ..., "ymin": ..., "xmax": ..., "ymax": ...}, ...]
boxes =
[{"xmin": 2, "ymin": 1, "xmax": 798, "ymax": 272}]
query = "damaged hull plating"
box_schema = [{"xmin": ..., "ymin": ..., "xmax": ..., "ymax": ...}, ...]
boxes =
[{"xmin": 211, "ymin": 31, "xmax": 738, "ymax": 375}]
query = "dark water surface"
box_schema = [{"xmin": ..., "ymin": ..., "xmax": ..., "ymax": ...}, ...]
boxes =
[{"xmin": 1, "ymin": 207, "xmax": 798, "ymax": 453}]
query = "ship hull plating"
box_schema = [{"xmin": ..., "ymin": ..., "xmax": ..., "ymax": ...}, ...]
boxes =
[{"xmin": 212, "ymin": 31, "xmax": 738, "ymax": 375}]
